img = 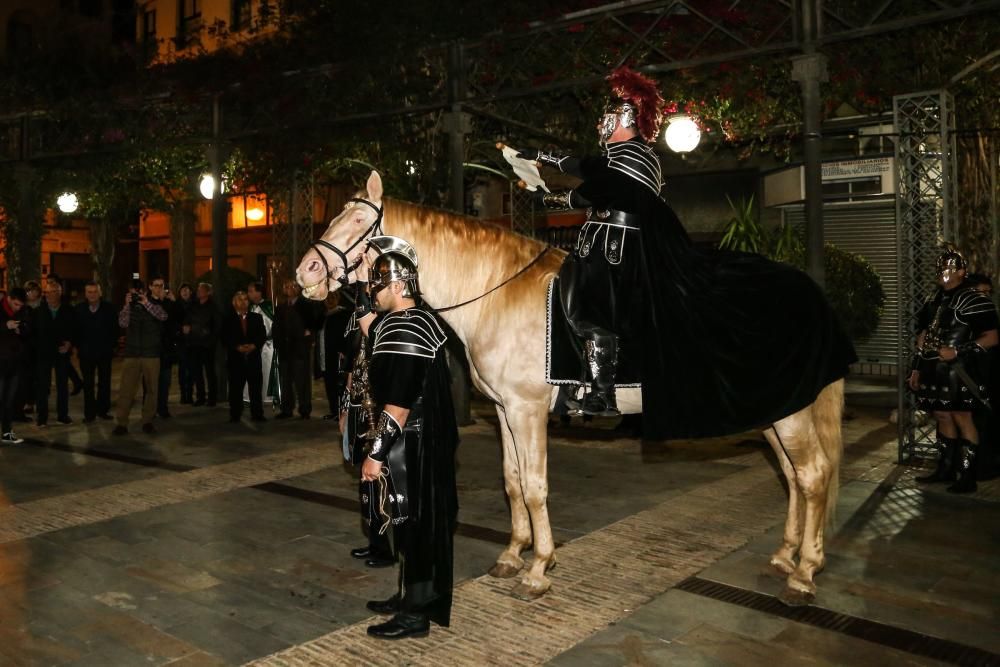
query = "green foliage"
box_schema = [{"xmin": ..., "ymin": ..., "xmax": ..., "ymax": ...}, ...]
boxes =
[{"xmin": 717, "ymin": 201, "xmax": 885, "ymax": 342}]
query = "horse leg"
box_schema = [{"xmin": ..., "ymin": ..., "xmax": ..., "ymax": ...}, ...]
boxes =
[
  {"xmin": 487, "ymin": 404, "xmax": 532, "ymax": 579},
  {"xmin": 763, "ymin": 427, "xmax": 804, "ymax": 578},
  {"xmin": 772, "ymin": 410, "xmax": 834, "ymax": 606},
  {"xmin": 503, "ymin": 401, "xmax": 556, "ymax": 601}
]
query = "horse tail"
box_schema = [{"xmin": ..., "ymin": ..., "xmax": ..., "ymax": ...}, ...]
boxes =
[{"xmin": 813, "ymin": 378, "xmax": 844, "ymax": 526}]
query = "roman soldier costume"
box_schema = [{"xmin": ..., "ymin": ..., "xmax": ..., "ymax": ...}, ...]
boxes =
[
  {"xmin": 523, "ymin": 67, "xmax": 857, "ymax": 439},
  {"xmin": 913, "ymin": 249, "xmax": 999, "ymax": 492},
  {"xmin": 360, "ymin": 236, "xmax": 459, "ymax": 639}
]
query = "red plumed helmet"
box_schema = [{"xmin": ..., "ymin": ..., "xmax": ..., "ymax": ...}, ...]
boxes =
[{"xmin": 607, "ymin": 67, "xmax": 665, "ymax": 142}]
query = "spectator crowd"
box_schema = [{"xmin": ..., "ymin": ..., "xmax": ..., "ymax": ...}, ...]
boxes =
[{"xmin": 0, "ymin": 275, "xmax": 354, "ymax": 445}]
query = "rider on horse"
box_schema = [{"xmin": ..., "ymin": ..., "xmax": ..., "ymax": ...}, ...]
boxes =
[
  {"xmin": 518, "ymin": 68, "xmax": 665, "ymax": 417},
  {"xmin": 518, "ymin": 68, "xmax": 857, "ymax": 439}
]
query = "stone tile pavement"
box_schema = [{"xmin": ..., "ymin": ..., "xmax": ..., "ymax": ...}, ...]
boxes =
[{"xmin": 0, "ymin": 373, "xmax": 996, "ymax": 665}]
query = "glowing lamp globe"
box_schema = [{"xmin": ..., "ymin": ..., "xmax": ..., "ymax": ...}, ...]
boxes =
[
  {"xmin": 57, "ymin": 192, "xmax": 79, "ymax": 213},
  {"xmin": 199, "ymin": 174, "xmax": 216, "ymax": 200},
  {"xmin": 663, "ymin": 115, "xmax": 702, "ymax": 154},
  {"xmin": 246, "ymin": 207, "xmax": 265, "ymax": 221}
]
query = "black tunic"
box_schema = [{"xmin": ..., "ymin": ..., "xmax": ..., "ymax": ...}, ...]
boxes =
[
  {"xmin": 563, "ymin": 137, "xmax": 858, "ymax": 439},
  {"xmin": 914, "ymin": 284, "xmax": 998, "ymax": 412},
  {"xmin": 368, "ymin": 307, "xmax": 458, "ymax": 626}
]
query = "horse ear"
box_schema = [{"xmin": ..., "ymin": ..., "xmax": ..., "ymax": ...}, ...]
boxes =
[{"xmin": 366, "ymin": 170, "xmax": 383, "ymax": 201}]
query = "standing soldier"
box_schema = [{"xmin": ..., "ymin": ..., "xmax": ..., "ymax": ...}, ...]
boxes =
[
  {"xmin": 356, "ymin": 237, "xmax": 459, "ymax": 640},
  {"xmin": 909, "ymin": 248, "xmax": 999, "ymax": 493}
]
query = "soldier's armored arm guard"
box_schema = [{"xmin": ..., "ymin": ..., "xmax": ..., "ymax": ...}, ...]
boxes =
[
  {"xmin": 367, "ymin": 410, "xmax": 402, "ymax": 463},
  {"xmin": 354, "ymin": 285, "xmax": 374, "ymax": 318},
  {"xmin": 538, "ymin": 189, "xmax": 592, "ymax": 211}
]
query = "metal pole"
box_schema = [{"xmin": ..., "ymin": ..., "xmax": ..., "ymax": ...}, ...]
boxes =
[
  {"xmin": 447, "ymin": 42, "xmax": 468, "ymax": 214},
  {"xmin": 209, "ymin": 94, "xmax": 229, "ymax": 397},
  {"xmin": 792, "ymin": 0, "xmax": 827, "ymax": 287}
]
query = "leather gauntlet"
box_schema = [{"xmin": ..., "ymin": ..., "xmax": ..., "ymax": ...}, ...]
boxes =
[
  {"xmin": 540, "ymin": 190, "xmax": 575, "ymax": 210},
  {"xmin": 367, "ymin": 410, "xmax": 402, "ymax": 462},
  {"xmin": 354, "ymin": 283, "xmax": 374, "ymax": 318},
  {"xmin": 955, "ymin": 341, "xmax": 986, "ymax": 357}
]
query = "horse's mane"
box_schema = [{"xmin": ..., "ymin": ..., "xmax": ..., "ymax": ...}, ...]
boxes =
[{"xmin": 381, "ymin": 196, "xmax": 554, "ymax": 275}]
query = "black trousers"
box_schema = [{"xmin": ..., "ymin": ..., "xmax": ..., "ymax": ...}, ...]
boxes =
[
  {"xmin": 79, "ymin": 355, "xmax": 112, "ymax": 420},
  {"xmin": 227, "ymin": 353, "xmax": 264, "ymax": 419},
  {"xmin": 36, "ymin": 353, "xmax": 70, "ymax": 424},
  {"xmin": 0, "ymin": 365, "xmax": 19, "ymax": 433},
  {"xmin": 189, "ymin": 345, "xmax": 217, "ymax": 404},
  {"xmin": 278, "ymin": 353, "xmax": 311, "ymax": 417},
  {"xmin": 157, "ymin": 355, "xmax": 174, "ymax": 415},
  {"xmin": 177, "ymin": 347, "xmax": 193, "ymax": 402}
]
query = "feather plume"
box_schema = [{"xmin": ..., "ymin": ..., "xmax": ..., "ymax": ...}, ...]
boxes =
[{"xmin": 607, "ymin": 67, "xmax": 665, "ymax": 142}]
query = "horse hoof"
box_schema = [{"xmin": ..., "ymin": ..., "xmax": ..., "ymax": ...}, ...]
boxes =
[
  {"xmin": 767, "ymin": 557, "xmax": 795, "ymax": 578},
  {"xmin": 488, "ymin": 562, "xmax": 523, "ymax": 579},
  {"xmin": 778, "ymin": 586, "xmax": 815, "ymax": 607},
  {"xmin": 511, "ymin": 581, "xmax": 549, "ymax": 601}
]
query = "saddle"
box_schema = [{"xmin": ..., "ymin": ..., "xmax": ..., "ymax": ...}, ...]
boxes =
[{"xmin": 546, "ymin": 260, "xmax": 639, "ymax": 413}]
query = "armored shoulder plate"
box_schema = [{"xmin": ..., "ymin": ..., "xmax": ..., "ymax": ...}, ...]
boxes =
[
  {"xmin": 953, "ymin": 288, "xmax": 997, "ymax": 323},
  {"xmin": 605, "ymin": 140, "xmax": 663, "ymax": 196},
  {"xmin": 372, "ymin": 308, "xmax": 447, "ymax": 359}
]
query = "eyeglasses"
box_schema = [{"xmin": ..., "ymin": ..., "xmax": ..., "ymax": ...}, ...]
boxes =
[{"xmin": 151, "ymin": 283, "xmax": 165, "ymax": 288}]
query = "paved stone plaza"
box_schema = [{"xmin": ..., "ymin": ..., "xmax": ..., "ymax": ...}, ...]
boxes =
[{"xmin": 0, "ymin": 376, "xmax": 997, "ymax": 666}]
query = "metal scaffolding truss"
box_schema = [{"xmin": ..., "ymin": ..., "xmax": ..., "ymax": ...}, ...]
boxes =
[
  {"xmin": 509, "ymin": 182, "xmax": 538, "ymax": 238},
  {"xmin": 271, "ymin": 172, "xmax": 315, "ymax": 286},
  {"xmin": 893, "ymin": 90, "xmax": 957, "ymax": 463}
]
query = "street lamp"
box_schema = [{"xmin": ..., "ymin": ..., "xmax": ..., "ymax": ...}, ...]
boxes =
[
  {"xmin": 663, "ymin": 114, "xmax": 702, "ymax": 154},
  {"xmin": 56, "ymin": 192, "xmax": 79, "ymax": 214},
  {"xmin": 199, "ymin": 173, "xmax": 217, "ymax": 199}
]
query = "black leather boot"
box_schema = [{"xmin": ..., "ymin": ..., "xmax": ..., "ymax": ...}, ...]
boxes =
[
  {"xmin": 946, "ymin": 441, "xmax": 978, "ymax": 494},
  {"xmin": 367, "ymin": 612, "xmax": 430, "ymax": 639},
  {"xmin": 916, "ymin": 437, "xmax": 958, "ymax": 483},
  {"xmin": 567, "ymin": 334, "xmax": 619, "ymax": 417}
]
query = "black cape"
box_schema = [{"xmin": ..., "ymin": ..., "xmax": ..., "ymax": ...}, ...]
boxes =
[
  {"xmin": 370, "ymin": 311, "xmax": 459, "ymax": 625},
  {"xmin": 573, "ymin": 141, "xmax": 858, "ymax": 440}
]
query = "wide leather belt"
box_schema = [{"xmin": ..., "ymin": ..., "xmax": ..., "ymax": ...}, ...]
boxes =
[{"xmin": 586, "ymin": 208, "xmax": 640, "ymax": 228}]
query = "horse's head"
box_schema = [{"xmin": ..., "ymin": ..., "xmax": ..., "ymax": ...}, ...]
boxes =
[{"xmin": 296, "ymin": 170, "xmax": 384, "ymax": 301}]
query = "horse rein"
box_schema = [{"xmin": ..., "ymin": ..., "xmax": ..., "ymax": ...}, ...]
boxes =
[
  {"xmin": 430, "ymin": 247, "xmax": 550, "ymax": 313},
  {"xmin": 309, "ymin": 197, "xmax": 384, "ymax": 287}
]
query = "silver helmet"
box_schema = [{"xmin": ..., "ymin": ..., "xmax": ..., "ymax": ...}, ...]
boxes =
[
  {"xmin": 599, "ymin": 98, "xmax": 637, "ymax": 144},
  {"xmin": 368, "ymin": 235, "xmax": 420, "ymax": 298}
]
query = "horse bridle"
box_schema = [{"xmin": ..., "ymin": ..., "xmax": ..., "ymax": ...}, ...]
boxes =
[{"xmin": 309, "ymin": 197, "xmax": 384, "ymax": 287}]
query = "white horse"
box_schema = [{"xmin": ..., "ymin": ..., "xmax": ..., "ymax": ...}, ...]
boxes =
[{"xmin": 296, "ymin": 171, "xmax": 844, "ymax": 605}]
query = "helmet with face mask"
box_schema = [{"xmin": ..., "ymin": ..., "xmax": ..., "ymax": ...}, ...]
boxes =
[
  {"xmin": 599, "ymin": 68, "xmax": 666, "ymax": 145},
  {"xmin": 936, "ymin": 246, "xmax": 967, "ymax": 281},
  {"xmin": 368, "ymin": 235, "xmax": 420, "ymax": 299}
]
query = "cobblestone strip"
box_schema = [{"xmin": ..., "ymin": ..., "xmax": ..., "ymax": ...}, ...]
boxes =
[
  {"xmin": 248, "ymin": 435, "xmax": 899, "ymax": 667},
  {"xmin": 0, "ymin": 445, "xmax": 334, "ymax": 544}
]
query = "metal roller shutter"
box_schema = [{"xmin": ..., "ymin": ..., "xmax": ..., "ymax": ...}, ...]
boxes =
[{"xmin": 783, "ymin": 203, "xmax": 897, "ymax": 366}]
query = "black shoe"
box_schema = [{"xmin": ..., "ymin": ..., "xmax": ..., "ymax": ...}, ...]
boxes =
[
  {"xmin": 36, "ymin": 421, "xmax": 47, "ymax": 428},
  {"xmin": 83, "ymin": 416, "xmax": 96, "ymax": 424},
  {"xmin": 365, "ymin": 554, "xmax": 396, "ymax": 568},
  {"xmin": 322, "ymin": 413, "xmax": 338, "ymax": 421},
  {"xmin": 366, "ymin": 613, "xmax": 429, "ymax": 640},
  {"xmin": 158, "ymin": 411, "xmax": 172, "ymax": 419},
  {"xmin": 351, "ymin": 546, "xmax": 372, "ymax": 559},
  {"xmin": 98, "ymin": 413, "xmax": 113, "ymax": 421},
  {"xmin": 365, "ymin": 594, "xmax": 401, "ymax": 615},
  {"xmin": 275, "ymin": 412, "xmax": 293, "ymax": 420},
  {"xmin": 56, "ymin": 416, "xmax": 73, "ymax": 425},
  {"xmin": 112, "ymin": 425, "xmax": 128, "ymax": 436},
  {"xmin": 142, "ymin": 423, "xmax": 156, "ymax": 434},
  {"xmin": 299, "ymin": 413, "xmax": 311, "ymax": 420},
  {"xmin": 193, "ymin": 399, "xmax": 206, "ymax": 407},
  {"xmin": 71, "ymin": 384, "xmax": 83, "ymax": 396}
]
